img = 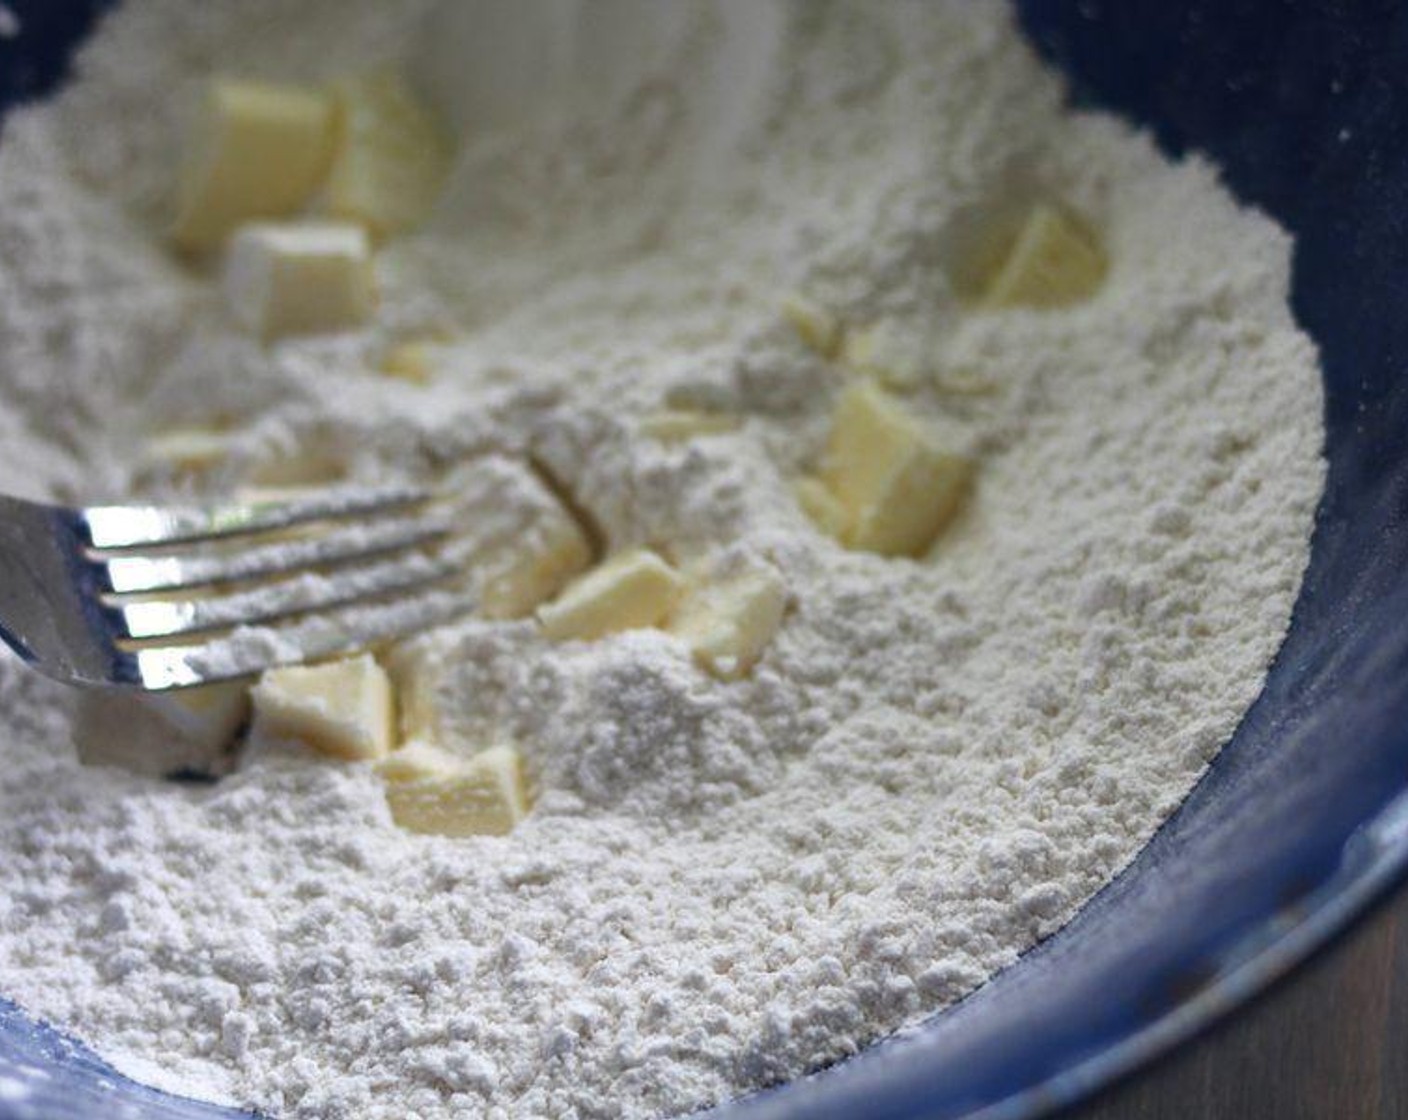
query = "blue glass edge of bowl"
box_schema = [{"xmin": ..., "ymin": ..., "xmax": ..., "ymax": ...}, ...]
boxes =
[
  {"xmin": 0, "ymin": 0, "xmax": 108, "ymax": 109},
  {"xmin": 4, "ymin": 2, "xmax": 1408, "ymax": 1119}
]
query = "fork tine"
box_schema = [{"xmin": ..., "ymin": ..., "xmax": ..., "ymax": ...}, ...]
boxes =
[
  {"xmin": 130, "ymin": 588, "xmax": 471, "ymax": 689},
  {"xmin": 100, "ymin": 513, "xmax": 453, "ymax": 594},
  {"xmin": 114, "ymin": 552, "xmax": 465, "ymax": 641},
  {"xmin": 83, "ymin": 485, "xmax": 430, "ymax": 550}
]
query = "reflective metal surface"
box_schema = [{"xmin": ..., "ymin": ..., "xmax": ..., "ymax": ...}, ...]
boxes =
[{"xmin": 0, "ymin": 487, "xmax": 460, "ymax": 689}]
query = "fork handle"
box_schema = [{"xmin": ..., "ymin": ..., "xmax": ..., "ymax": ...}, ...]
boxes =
[{"xmin": 0, "ymin": 494, "xmax": 121, "ymax": 684}]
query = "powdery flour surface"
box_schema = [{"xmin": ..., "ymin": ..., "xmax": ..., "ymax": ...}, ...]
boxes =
[{"xmin": 0, "ymin": 3, "xmax": 1324, "ymax": 1119}]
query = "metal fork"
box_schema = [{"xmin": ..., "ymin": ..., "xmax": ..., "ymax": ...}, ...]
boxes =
[{"xmin": 0, "ymin": 487, "xmax": 470, "ymax": 691}]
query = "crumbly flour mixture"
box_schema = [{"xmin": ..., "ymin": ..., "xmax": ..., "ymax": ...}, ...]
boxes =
[{"xmin": 0, "ymin": 3, "xmax": 1324, "ymax": 1118}]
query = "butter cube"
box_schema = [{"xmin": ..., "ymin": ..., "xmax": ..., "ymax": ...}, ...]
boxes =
[
  {"xmin": 538, "ymin": 548, "xmax": 683, "ymax": 642},
  {"xmin": 839, "ymin": 319, "xmax": 992, "ymax": 393},
  {"xmin": 480, "ymin": 511, "xmax": 594, "ymax": 620},
  {"xmin": 379, "ymin": 743, "xmax": 529, "ymax": 837},
  {"xmin": 252, "ymin": 652, "xmax": 394, "ymax": 761},
  {"xmin": 142, "ymin": 427, "xmax": 232, "ymax": 474},
  {"xmin": 325, "ymin": 70, "xmax": 451, "ymax": 240},
  {"xmin": 640, "ymin": 409, "xmax": 741, "ymax": 442},
  {"xmin": 162, "ymin": 682, "xmax": 253, "ymax": 748},
  {"xmin": 431, "ymin": 456, "xmax": 597, "ymax": 620},
  {"xmin": 981, "ymin": 203, "xmax": 1107, "ymax": 308},
  {"xmin": 171, "ymin": 79, "xmax": 335, "ymax": 253},
  {"xmin": 243, "ymin": 439, "xmax": 349, "ymax": 488},
  {"xmin": 840, "ymin": 324, "xmax": 879, "ymax": 374},
  {"xmin": 669, "ymin": 564, "xmax": 787, "ymax": 680},
  {"xmin": 384, "ymin": 639, "xmax": 445, "ymax": 745},
  {"xmin": 840, "ymin": 320, "xmax": 929, "ymax": 390},
  {"xmin": 820, "ymin": 383, "xmax": 972, "ymax": 557},
  {"xmin": 234, "ymin": 484, "xmax": 328, "ymax": 506},
  {"xmin": 224, "ymin": 221, "xmax": 375, "ymax": 340},
  {"xmin": 74, "ymin": 681, "xmax": 250, "ymax": 779},
  {"xmin": 378, "ymin": 339, "xmax": 438, "ymax": 384},
  {"xmin": 782, "ymin": 294, "xmax": 842, "ymax": 359},
  {"xmin": 794, "ymin": 477, "xmax": 849, "ymax": 538}
]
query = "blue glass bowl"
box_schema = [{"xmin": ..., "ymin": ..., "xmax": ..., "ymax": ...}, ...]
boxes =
[{"xmin": 5, "ymin": 3, "xmax": 1408, "ymax": 1117}]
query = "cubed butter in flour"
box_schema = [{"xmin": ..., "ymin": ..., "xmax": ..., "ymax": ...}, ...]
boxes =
[
  {"xmin": 378, "ymin": 743, "xmax": 529, "ymax": 837},
  {"xmin": 162, "ymin": 682, "xmax": 252, "ymax": 749},
  {"xmin": 781, "ymin": 294, "xmax": 842, "ymax": 359},
  {"xmin": 537, "ymin": 548, "xmax": 683, "ymax": 642},
  {"xmin": 234, "ymin": 484, "xmax": 328, "ymax": 506},
  {"xmin": 324, "ymin": 70, "xmax": 451, "ymax": 240},
  {"xmin": 73, "ymin": 681, "xmax": 250, "ymax": 779},
  {"xmin": 818, "ymin": 382, "xmax": 973, "ymax": 557},
  {"xmin": 840, "ymin": 324, "xmax": 880, "ymax": 374},
  {"xmin": 793, "ymin": 477, "xmax": 850, "ymax": 539},
  {"xmin": 171, "ymin": 78, "xmax": 335, "ymax": 253},
  {"xmin": 384, "ymin": 641, "xmax": 442, "ymax": 746},
  {"xmin": 669, "ymin": 564, "xmax": 787, "ymax": 680},
  {"xmin": 243, "ymin": 438, "xmax": 350, "ymax": 489},
  {"xmin": 224, "ymin": 221, "xmax": 375, "ymax": 340},
  {"xmin": 839, "ymin": 320, "xmax": 929, "ymax": 391},
  {"xmin": 981, "ymin": 203, "xmax": 1107, "ymax": 308},
  {"xmin": 639, "ymin": 409, "xmax": 741, "ymax": 442},
  {"xmin": 252, "ymin": 652, "xmax": 394, "ymax": 761},
  {"xmin": 480, "ymin": 511, "xmax": 594, "ymax": 620},
  {"xmin": 378, "ymin": 339, "xmax": 438, "ymax": 384},
  {"xmin": 141, "ymin": 427, "xmax": 232, "ymax": 474}
]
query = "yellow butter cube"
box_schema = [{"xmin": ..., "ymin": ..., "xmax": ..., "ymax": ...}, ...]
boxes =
[
  {"xmin": 105, "ymin": 683, "xmax": 248, "ymax": 758},
  {"xmin": 325, "ymin": 70, "xmax": 451, "ymax": 240},
  {"xmin": 639, "ymin": 409, "xmax": 741, "ymax": 442},
  {"xmin": 383, "ymin": 642, "xmax": 442, "ymax": 746},
  {"xmin": 480, "ymin": 512, "xmax": 594, "ymax": 620},
  {"xmin": 794, "ymin": 477, "xmax": 849, "ymax": 538},
  {"xmin": 981, "ymin": 203, "xmax": 1107, "ymax": 308},
  {"xmin": 821, "ymin": 382, "xmax": 972, "ymax": 557},
  {"xmin": 162, "ymin": 681, "xmax": 252, "ymax": 747},
  {"xmin": 537, "ymin": 548, "xmax": 683, "ymax": 642},
  {"xmin": 242, "ymin": 439, "xmax": 349, "ymax": 489},
  {"xmin": 252, "ymin": 652, "xmax": 394, "ymax": 761},
  {"xmin": 431, "ymin": 455, "xmax": 597, "ymax": 620},
  {"xmin": 378, "ymin": 340, "xmax": 438, "ymax": 384},
  {"xmin": 171, "ymin": 79, "xmax": 335, "ymax": 253},
  {"xmin": 379, "ymin": 743, "xmax": 529, "ymax": 837},
  {"xmin": 839, "ymin": 320, "xmax": 930, "ymax": 390},
  {"xmin": 840, "ymin": 324, "xmax": 879, "ymax": 373},
  {"xmin": 669, "ymin": 564, "xmax": 787, "ymax": 680},
  {"xmin": 73, "ymin": 681, "xmax": 250, "ymax": 778},
  {"xmin": 142, "ymin": 427, "xmax": 232, "ymax": 474},
  {"xmin": 224, "ymin": 221, "xmax": 376, "ymax": 340},
  {"xmin": 782, "ymin": 294, "xmax": 842, "ymax": 359},
  {"xmin": 234, "ymin": 484, "xmax": 329, "ymax": 506}
]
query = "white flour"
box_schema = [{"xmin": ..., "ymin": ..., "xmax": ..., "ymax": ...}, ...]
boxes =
[{"xmin": 0, "ymin": 3, "xmax": 1324, "ymax": 1119}]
